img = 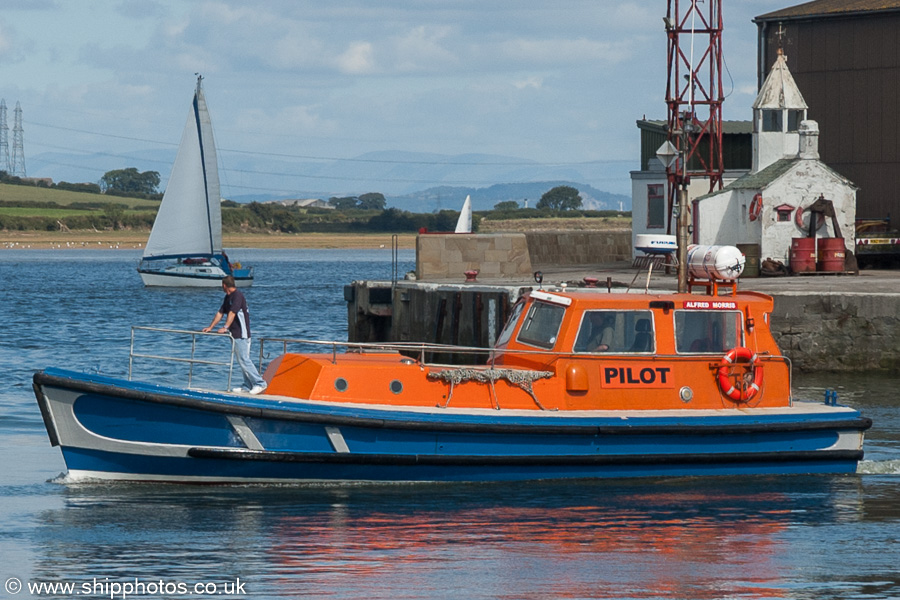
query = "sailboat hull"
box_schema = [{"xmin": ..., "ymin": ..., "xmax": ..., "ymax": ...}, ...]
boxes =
[{"xmin": 138, "ymin": 267, "xmax": 253, "ymax": 287}]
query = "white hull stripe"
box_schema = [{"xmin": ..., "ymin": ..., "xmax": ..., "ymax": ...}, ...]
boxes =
[
  {"xmin": 325, "ymin": 426, "xmax": 350, "ymax": 453},
  {"xmin": 226, "ymin": 415, "xmax": 264, "ymax": 450}
]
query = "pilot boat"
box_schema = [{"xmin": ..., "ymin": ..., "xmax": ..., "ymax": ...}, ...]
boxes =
[{"xmin": 33, "ymin": 248, "xmax": 870, "ymax": 483}]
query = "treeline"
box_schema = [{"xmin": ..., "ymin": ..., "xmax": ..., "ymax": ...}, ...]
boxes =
[
  {"xmin": 225, "ymin": 203, "xmax": 477, "ymax": 233},
  {"xmin": 0, "ymin": 198, "xmax": 629, "ymax": 234},
  {"xmin": 0, "ymin": 170, "xmax": 163, "ymax": 200}
]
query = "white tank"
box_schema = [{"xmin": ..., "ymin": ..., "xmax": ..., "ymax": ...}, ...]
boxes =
[{"xmin": 686, "ymin": 245, "xmax": 746, "ymax": 280}]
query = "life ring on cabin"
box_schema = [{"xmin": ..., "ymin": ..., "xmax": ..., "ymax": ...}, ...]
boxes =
[
  {"xmin": 749, "ymin": 193, "xmax": 762, "ymax": 221},
  {"xmin": 794, "ymin": 205, "xmax": 826, "ymax": 232},
  {"xmin": 716, "ymin": 347, "xmax": 763, "ymax": 403}
]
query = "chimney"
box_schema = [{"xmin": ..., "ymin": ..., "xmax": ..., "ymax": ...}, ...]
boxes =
[{"xmin": 799, "ymin": 120, "xmax": 819, "ymax": 160}]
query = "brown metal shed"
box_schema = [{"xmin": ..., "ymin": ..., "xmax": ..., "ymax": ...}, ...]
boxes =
[{"xmin": 755, "ymin": 1, "xmax": 900, "ymax": 220}]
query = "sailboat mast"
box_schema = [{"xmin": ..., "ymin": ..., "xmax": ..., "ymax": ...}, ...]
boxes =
[{"xmin": 193, "ymin": 74, "xmax": 216, "ymax": 256}]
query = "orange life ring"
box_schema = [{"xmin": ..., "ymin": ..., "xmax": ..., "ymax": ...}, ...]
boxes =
[
  {"xmin": 749, "ymin": 194, "xmax": 762, "ymax": 221},
  {"xmin": 716, "ymin": 347, "xmax": 763, "ymax": 403}
]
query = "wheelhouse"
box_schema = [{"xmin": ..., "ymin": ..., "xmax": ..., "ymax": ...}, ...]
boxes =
[{"xmin": 493, "ymin": 288, "xmax": 790, "ymax": 411}]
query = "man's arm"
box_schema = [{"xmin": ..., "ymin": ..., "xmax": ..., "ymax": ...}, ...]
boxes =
[{"xmin": 202, "ymin": 311, "xmax": 225, "ymax": 333}]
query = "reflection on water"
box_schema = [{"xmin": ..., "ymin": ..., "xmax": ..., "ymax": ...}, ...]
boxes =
[{"xmin": 24, "ymin": 476, "xmax": 900, "ymax": 599}]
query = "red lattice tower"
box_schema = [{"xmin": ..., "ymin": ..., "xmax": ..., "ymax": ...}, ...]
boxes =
[{"xmin": 664, "ymin": 0, "xmax": 724, "ymax": 230}]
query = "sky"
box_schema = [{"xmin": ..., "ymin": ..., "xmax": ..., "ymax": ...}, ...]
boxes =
[{"xmin": 0, "ymin": 1, "xmax": 794, "ymax": 199}]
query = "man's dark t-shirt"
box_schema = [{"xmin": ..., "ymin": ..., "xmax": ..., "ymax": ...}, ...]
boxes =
[{"xmin": 220, "ymin": 290, "xmax": 251, "ymax": 339}]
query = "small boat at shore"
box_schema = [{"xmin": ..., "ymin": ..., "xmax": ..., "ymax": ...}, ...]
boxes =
[
  {"xmin": 137, "ymin": 75, "xmax": 253, "ymax": 288},
  {"xmin": 33, "ymin": 251, "xmax": 870, "ymax": 483}
]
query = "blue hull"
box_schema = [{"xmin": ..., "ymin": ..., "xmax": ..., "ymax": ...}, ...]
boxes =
[{"xmin": 33, "ymin": 368, "xmax": 871, "ymax": 483}]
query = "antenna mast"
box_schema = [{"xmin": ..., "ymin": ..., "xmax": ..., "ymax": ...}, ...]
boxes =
[
  {"xmin": 664, "ymin": 0, "xmax": 725, "ymax": 199},
  {"xmin": 663, "ymin": 0, "xmax": 724, "ymax": 292}
]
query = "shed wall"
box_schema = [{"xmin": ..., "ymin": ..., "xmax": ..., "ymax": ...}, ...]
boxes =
[{"xmin": 759, "ymin": 12, "xmax": 900, "ymax": 219}]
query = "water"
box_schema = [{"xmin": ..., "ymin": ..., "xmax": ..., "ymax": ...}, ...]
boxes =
[{"xmin": 3, "ymin": 249, "xmax": 900, "ymax": 600}]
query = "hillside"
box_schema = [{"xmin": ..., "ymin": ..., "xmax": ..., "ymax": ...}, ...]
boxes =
[
  {"xmin": 0, "ymin": 181, "xmax": 158, "ymax": 209},
  {"xmin": 30, "ymin": 148, "xmax": 634, "ymax": 207},
  {"xmin": 386, "ymin": 182, "xmax": 630, "ymax": 213}
]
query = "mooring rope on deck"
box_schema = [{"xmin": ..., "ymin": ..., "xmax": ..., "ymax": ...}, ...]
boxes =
[{"xmin": 428, "ymin": 367, "xmax": 555, "ymax": 411}]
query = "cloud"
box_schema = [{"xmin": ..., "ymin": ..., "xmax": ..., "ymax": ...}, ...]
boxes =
[
  {"xmin": 497, "ymin": 37, "xmax": 632, "ymax": 68},
  {"xmin": 0, "ymin": 21, "xmax": 15, "ymax": 60},
  {"xmin": 390, "ymin": 26, "xmax": 458, "ymax": 72},
  {"xmin": 335, "ymin": 41, "xmax": 375, "ymax": 74}
]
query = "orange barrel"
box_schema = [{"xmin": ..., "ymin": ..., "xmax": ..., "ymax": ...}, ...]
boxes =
[
  {"xmin": 790, "ymin": 237, "xmax": 817, "ymax": 273},
  {"xmin": 817, "ymin": 237, "xmax": 846, "ymax": 272}
]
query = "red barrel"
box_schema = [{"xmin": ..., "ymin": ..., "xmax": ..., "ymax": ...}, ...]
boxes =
[
  {"xmin": 790, "ymin": 237, "xmax": 816, "ymax": 273},
  {"xmin": 817, "ymin": 237, "xmax": 846, "ymax": 272}
]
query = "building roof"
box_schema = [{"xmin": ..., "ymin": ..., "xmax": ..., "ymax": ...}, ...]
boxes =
[
  {"xmin": 636, "ymin": 120, "xmax": 752, "ymax": 135},
  {"xmin": 722, "ymin": 158, "xmax": 799, "ymax": 191},
  {"xmin": 697, "ymin": 156, "xmax": 857, "ymax": 201},
  {"xmin": 755, "ymin": 0, "xmax": 900, "ymax": 22},
  {"xmin": 753, "ymin": 51, "xmax": 808, "ymax": 110}
]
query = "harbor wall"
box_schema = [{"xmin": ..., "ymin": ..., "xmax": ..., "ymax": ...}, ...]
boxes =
[
  {"xmin": 416, "ymin": 233, "xmax": 532, "ymax": 280},
  {"xmin": 415, "ymin": 231, "xmax": 633, "ymax": 280},
  {"xmin": 769, "ymin": 292, "xmax": 900, "ymax": 372},
  {"xmin": 526, "ymin": 230, "xmax": 633, "ymax": 267}
]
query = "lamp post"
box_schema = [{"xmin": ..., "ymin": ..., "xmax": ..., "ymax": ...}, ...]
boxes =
[{"xmin": 656, "ymin": 114, "xmax": 695, "ymax": 293}]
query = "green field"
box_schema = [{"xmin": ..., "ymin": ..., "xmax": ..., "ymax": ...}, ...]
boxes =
[
  {"xmin": 0, "ymin": 182, "xmax": 159, "ymax": 209},
  {"xmin": 0, "ymin": 206, "xmax": 98, "ymax": 217}
]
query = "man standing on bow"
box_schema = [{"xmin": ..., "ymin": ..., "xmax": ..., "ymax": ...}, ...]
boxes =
[{"xmin": 203, "ymin": 275, "xmax": 267, "ymax": 395}]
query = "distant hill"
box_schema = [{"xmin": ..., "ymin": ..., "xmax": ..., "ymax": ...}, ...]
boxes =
[
  {"xmin": 386, "ymin": 182, "xmax": 630, "ymax": 213},
  {"xmin": 28, "ymin": 148, "xmax": 633, "ymax": 210}
]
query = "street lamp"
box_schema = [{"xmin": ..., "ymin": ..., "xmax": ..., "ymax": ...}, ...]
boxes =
[{"xmin": 656, "ymin": 113, "xmax": 695, "ymax": 293}]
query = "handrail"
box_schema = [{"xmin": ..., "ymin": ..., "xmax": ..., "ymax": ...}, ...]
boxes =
[
  {"xmin": 257, "ymin": 335, "xmax": 793, "ymax": 370},
  {"xmin": 129, "ymin": 326, "xmax": 236, "ymax": 389},
  {"xmin": 127, "ymin": 327, "xmax": 793, "ymax": 399}
]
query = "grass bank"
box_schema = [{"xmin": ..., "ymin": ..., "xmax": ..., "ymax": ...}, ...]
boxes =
[{"xmin": 0, "ymin": 230, "xmax": 418, "ymax": 250}]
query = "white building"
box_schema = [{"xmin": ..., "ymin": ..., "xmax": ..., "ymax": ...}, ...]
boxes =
[
  {"xmin": 631, "ymin": 51, "xmax": 857, "ymax": 266},
  {"xmin": 693, "ymin": 51, "xmax": 856, "ymax": 265},
  {"xmin": 629, "ymin": 121, "xmax": 751, "ymax": 257}
]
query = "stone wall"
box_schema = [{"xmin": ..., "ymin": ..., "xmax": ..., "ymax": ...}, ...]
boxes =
[
  {"xmin": 525, "ymin": 230, "xmax": 632, "ymax": 267},
  {"xmin": 770, "ymin": 292, "xmax": 900, "ymax": 372},
  {"xmin": 416, "ymin": 233, "xmax": 532, "ymax": 280}
]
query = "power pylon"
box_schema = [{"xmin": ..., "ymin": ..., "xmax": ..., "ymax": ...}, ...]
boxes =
[
  {"xmin": 11, "ymin": 101, "xmax": 25, "ymax": 177},
  {"xmin": 0, "ymin": 100, "xmax": 9, "ymax": 173}
]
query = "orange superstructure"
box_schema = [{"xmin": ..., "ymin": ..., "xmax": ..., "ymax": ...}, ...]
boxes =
[{"xmin": 263, "ymin": 287, "xmax": 791, "ymax": 413}]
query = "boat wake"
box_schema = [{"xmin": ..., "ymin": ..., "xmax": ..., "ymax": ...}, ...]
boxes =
[{"xmin": 858, "ymin": 459, "xmax": 900, "ymax": 475}]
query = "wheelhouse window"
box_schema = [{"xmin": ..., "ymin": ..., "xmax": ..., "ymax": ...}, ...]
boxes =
[
  {"xmin": 573, "ymin": 310, "xmax": 654, "ymax": 353},
  {"xmin": 495, "ymin": 300, "xmax": 525, "ymax": 347},
  {"xmin": 647, "ymin": 184, "xmax": 665, "ymax": 229},
  {"xmin": 674, "ymin": 310, "xmax": 742, "ymax": 353},
  {"xmin": 516, "ymin": 301, "xmax": 565, "ymax": 349}
]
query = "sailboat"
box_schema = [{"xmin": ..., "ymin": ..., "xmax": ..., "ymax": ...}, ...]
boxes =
[
  {"xmin": 137, "ymin": 76, "xmax": 253, "ymax": 287},
  {"xmin": 455, "ymin": 195, "xmax": 472, "ymax": 233}
]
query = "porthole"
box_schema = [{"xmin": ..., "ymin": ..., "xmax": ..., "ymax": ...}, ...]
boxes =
[
  {"xmin": 334, "ymin": 377, "xmax": 349, "ymax": 392},
  {"xmin": 679, "ymin": 386, "xmax": 694, "ymax": 403},
  {"xmin": 390, "ymin": 380, "xmax": 403, "ymax": 394}
]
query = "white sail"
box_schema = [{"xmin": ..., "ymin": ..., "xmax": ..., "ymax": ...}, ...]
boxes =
[
  {"xmin": 143, "ymin": 78, "xmax": 222, "ymax": 258},
  {"xmin": 455, "ymin": 195, "xmax": 472, "ymax": 233}
]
